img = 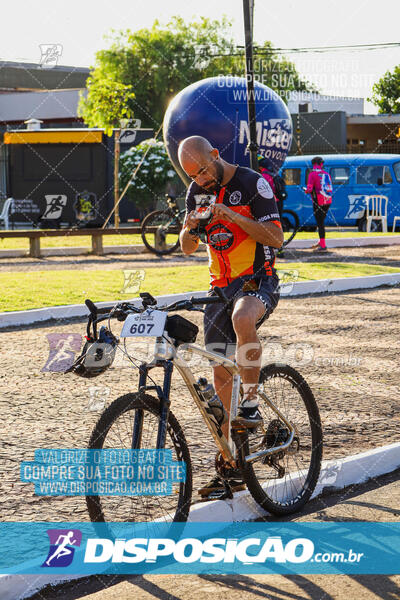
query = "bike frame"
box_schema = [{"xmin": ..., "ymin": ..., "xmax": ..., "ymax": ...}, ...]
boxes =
[{"xmin": 132, "ymin": 334, "xmax": 297, "ymax": 469}]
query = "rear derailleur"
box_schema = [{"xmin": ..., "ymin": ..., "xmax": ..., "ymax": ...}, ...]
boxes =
[{"xmin": 261, "ymin": 419, "xmax": 299, "ymax": 478}]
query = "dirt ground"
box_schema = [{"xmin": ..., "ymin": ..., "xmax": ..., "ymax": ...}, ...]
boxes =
[{"xmin": 1, "ymin": 284, "xmax": 399, "ymax": 522}]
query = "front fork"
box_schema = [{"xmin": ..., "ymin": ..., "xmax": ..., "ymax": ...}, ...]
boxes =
[{"xmin": 131, "ymin": 360, "xmax": 173, "ymax": 450}]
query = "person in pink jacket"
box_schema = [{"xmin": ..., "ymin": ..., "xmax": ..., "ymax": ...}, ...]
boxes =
[
  {"xmin": 305, "ymin": 157, "xmax": 333, "ymax": 252},
  {"xmin": 258, "ymin": 156, "xmax": 286, "ymax": 257}
]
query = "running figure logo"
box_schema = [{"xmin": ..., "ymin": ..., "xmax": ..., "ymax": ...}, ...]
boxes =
[
  {"xmin": 42, "ymin": 195, "xmax": 67, "ymax": 220},
  {"xmin": 42, "ymin": 333, "xmax": 82, "ymax": 372},
  {"xmin": 39, "ymin": 44, "xmax": 63, "ymax": 68},
  {"xmin": 345, "ymin": 195, "xmax": 367, "ymax": 219},
  {"xmin": 120, "ymin": 269, "xmax": 145, "ymax": 294},
  {"xmin": 42, "ymin": 529, "xmax": 82, "ymax": 567}
]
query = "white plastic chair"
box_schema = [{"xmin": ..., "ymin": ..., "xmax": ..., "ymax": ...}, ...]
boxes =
[
  {"xmin": 0, "ymin": 197, "xmax": 13, "ymax": 230},
  {"xmin": 392, "ymin": 216, "xmax": 400, "ymax": 233},
  {"xmin": 365, "ymin": 195, "xmax": 388, "ymax": 233}
]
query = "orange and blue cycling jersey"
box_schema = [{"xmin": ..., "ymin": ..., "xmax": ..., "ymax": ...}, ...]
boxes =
[{"xmin": 185, "ymin": 166, "xmax": 282, "ymax": 288}]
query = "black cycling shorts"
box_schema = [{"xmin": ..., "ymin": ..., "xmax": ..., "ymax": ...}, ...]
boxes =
[{"xmin": 204, "ymin": 273, "xmax": 280, "ymax": 357}]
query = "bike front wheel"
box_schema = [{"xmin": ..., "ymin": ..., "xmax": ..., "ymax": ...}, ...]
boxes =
[
  {"xmin": 236, "ymin": 364, "xmax": 322, "ymax": 516},
  {"xmin": 141, "ymin": 209, "xmax": 182, "ymax": 255},
  {"xmin": 86, "ymin": 392, "xmax": 192, "ymax": 523}
]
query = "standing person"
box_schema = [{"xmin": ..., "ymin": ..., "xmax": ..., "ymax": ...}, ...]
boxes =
[
  {"xmin": 305, "ymin": 156, "xmax": 333, "ymax": 252},
  {"xmin": 258, "ymin": 155, "xmax": 287, "ymax": 221},
  {"xmin": 178, "ymin": 135, "xmax": 283, "ymax": 499},
  {"xmin": 258, "ymin": 155, "xmax": 287, "ymax": 257}
]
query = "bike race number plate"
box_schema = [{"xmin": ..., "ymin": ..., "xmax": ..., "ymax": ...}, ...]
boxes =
[{"xmin": 120, "ymin": 310, "xmax": 167, "ymax": 338}]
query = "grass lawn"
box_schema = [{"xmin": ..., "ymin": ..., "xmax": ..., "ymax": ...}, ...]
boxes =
[
  {"xmin": 1, "ymin": 262, "xmax": 399, "ymax": 312},
  {"xmin": 0, "ymin": 230, "xmax": 398, "ymax": 250}
]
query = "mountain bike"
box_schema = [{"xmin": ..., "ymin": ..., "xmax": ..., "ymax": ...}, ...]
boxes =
[
  {"xmin": 141, "ymin": 194, "xmax": 185, "ymax": 255},
  {"xmin": 71, "ymin": 290, "xmax": 323, "ymax": 524}
]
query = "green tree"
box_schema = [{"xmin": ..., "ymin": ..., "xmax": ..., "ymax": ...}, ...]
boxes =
[
  {"xmin": 119, "ymin": 139, "xmax": 180, "ymax": 214},
  {"xmin": 253, "ymin": 42, "xmax": 315, "ymax": 99},
  {"xmin": 369, "ymin": 66, "xmax": 400, "ymax": 114},
  {"xmin": 85, "ymin": 17, "xmax": 313, "ymax": 129},
  {"xmin": 78, "ymin": 78, "xmax": 136, "ymax": 227}
]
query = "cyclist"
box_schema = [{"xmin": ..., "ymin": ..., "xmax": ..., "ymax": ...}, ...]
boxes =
[
  {"xmin": 305, "ymin": 156, "xmax": 333, "ymax": 252},
  {"xmin": 178, "ymin": 135, "xmax": 283, "ymax": 498}
]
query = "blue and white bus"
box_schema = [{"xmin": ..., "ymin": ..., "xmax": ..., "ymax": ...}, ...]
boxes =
[{"xmin": 280, "ymin": 154, "xmax": 400, "ymax": 231}]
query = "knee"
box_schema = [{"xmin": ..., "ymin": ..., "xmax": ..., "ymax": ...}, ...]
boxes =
[{"xmin": 232, "ymin": 309, "xmax": 257, "ymax": 336}]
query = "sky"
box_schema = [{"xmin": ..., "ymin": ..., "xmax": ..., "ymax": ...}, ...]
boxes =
[{"xmin": 2, "ymin": 0, "xmax": 400, "ymax": 113}]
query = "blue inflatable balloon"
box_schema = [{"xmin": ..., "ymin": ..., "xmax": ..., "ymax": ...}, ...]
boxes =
[{"xmin": 163, "ymin": 76, "xmax": 292, "ymax": 184}]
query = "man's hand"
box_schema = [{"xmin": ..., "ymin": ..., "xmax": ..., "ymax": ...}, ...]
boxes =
[
  {"xmin": 210, "ymin": 203, "xmax": 283, "ymax": 247},
  {"xmin": 185, "ymin": 210, "xmax": 201, "ymax": 230},
  {"xmin": 180, "ymin": 211, "xmax": 201, "ymax": 255},
  {"xmin": 210, "ymin": 204, "xmax": 237, "ymax": 223}
]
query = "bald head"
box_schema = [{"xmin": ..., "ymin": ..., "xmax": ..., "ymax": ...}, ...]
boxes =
[
  {"xmin": 178, "ymin": 136, "xmax": 214, "ymax": 167},
  {"xmin": 177, "ymin": 136, "xmax": 231, "ymax": 190}
]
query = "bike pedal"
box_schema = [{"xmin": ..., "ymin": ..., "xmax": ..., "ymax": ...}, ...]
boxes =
[{"xmin": 202, "ymin": 489, "xmax": 233, "ymax": 501}]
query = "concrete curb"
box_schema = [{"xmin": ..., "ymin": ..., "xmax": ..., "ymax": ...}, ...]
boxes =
[
  {"xmin": 1, "ymin": 442, "xmax": 399, "ymax": 600},
  {"xmin": 0, "ymin": 291, "xmax": 208, "ymax": 328},
  {"xmin": 188, "ymin": 442, "xmax": 400, "ymax": 522},
  {"xmin": 279, "ymin": 272, "xmax": 400, "ymax": 296},
  {"xmin": 1, "ymin": 273, "xmax": 399, "ymax": 329}
]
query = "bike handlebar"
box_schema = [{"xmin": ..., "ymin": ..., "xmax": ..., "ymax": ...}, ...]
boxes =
[{"xmin": 85, "ymin": 287, "xmax": 230, "ymax": 325}]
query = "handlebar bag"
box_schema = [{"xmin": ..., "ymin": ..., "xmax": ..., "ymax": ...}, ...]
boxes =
[{"xmin": 165, "ymin": 315, "xmax": 199, "ymax": 343}]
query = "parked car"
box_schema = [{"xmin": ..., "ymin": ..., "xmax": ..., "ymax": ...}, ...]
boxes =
[{"xmin": 280, "ymin": 154, "xmax": 400, "ymax": 231}]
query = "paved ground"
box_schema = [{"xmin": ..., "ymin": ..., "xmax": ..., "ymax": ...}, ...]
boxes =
[
  {"xmin": 28, "ymin": 469, "xmax": 400, "ymax": 600},
  {"xmin": 1, "ymin": 285, "xmax": 399, "ymax": 522},
  {"xmin": 0, "ymin": 242, "xmax": 399, "ymax": 272}
]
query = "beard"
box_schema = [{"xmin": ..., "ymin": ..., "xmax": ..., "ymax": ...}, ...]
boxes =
[{"xmin": 201, "ymin": 161, "xmax": 224, "ymax": 192}]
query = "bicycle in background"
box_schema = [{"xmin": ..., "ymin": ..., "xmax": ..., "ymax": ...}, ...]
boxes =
[{"xmin": 141, "ymin": 194, "xmax": 185, "ymax": 255}]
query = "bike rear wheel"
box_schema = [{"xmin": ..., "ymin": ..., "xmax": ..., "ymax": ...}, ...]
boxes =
[
  {"xmin": 141, "ymin": 209, "xmax": 182, "ymax": 255},
  {"xmin": 281, "ymin": 209, "xmax": 300, "ymax": 247},
  {"xmin": 86, "ymin": 392, "xmax": 192, "ymax": 523},
  {"xmin": 235, "ymin": 364, "xmax": 322, "ymax": 516}
]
